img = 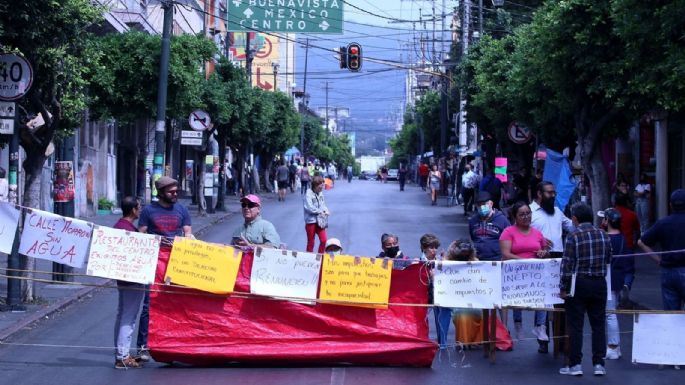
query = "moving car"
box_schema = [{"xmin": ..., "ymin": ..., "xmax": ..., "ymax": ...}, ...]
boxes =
[{"xmin": 387, "ymin": 169, "xmax": 399, "ymax": 181}]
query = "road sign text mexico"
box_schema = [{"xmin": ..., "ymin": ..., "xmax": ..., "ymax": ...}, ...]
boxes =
[{"xmin": 228, "ymin": 0, "xmax": 343, "ymax": 34}]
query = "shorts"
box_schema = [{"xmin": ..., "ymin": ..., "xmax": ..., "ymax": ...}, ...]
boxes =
[{"xmin": 277, "ymin": 180, "xmax": 288, "ymax": 189}]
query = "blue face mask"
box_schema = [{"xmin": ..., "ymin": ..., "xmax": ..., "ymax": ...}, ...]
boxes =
[{"xmin": 479, "ymin": 204, "xmax": 492, "ymax": 217}]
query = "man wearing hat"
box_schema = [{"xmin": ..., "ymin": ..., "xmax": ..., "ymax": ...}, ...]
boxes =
[
  {"xmin": 136, "ymin": 176, "xmax": 192, "ymax": 361},
  {"xmin": 324, "ymin": 238, "xmax": 343, "ymax": 255},
  {"xmin": 638, "ymin": 189, "xmax": 685, "ymax": 311},
  {"xmin": 232, "ymin": 194, "xmax": 281, "ymax": 247},
  {"xmin": 469, "ymin": 191, "xmax": 510, "ymax": 262}
]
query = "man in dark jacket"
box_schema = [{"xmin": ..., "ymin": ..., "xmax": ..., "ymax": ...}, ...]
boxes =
[{"xmin": 469, "ymin": 191, "xmax": 510, "ymax": 261}]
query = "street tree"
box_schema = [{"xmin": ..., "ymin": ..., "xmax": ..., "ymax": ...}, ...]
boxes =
[{"xmin": 0, "ymin": 0, "xmax": 102, "ymax": 301}]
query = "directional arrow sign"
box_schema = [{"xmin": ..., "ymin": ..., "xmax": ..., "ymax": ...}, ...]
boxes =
[
  {"xmin": 0, "ymin": 101, "xmax": 15, "ymax": 118},
  {"xmin": 228, "ymin": 0, "xmax": 343, "ymax": 34}
]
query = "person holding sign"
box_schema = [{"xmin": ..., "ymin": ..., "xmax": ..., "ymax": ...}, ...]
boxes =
[
  {"xmin": 469, "ymin": 191, "xmax": 510, "ymax": 262},
  {"xmin": 232, "ymin": 194, "xmax": 281, "ymax": 247},
  {"xmin": 113, "ymin": 197, "xmax": 144, "ymax": 369},
  {"xmin": 499, "ymin": 202, "xmax": 549, "ymax": 342},
  {"xmin": 137, "ymin": 176, "xmax": 192, "ymax": 361},
  {"xmin": 559, "ymin": 203, "xmax": 612, "ymax": 376},
  {"xmin": 324, "ymin": 238, "xmax": 343, "ymax": 255},
  {"xmin": 378, "ymin": 233, "xmax": 405, "ymax": 259},
  {"xmin": 303, "ymin": 176, "xmax": 329, "ymax": 253}
]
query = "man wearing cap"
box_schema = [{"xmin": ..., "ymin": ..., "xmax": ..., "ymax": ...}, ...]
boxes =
[
  {"xmin": 638, "ymin": 189, "xmax": 685, "ymax": 311},
  {"xmin": 232, "ymin": 194, "xmax": 281, "ymax": 247},
  {"xmin": 136, "ymin": 176, "xmax": 192, "ymax": 361},
  {"xmin": 469, "ymin": 191, "xmax": 510, "ymax": 261}
]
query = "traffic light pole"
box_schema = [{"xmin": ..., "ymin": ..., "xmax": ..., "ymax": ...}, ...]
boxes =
[
  {"xmin": 5, "ymin": 110, "xmax": 24, "ymax": 311},
  {"xmin": 300, "ymin": 38, "xmax": 309, "ymax": 161},
  {"xmin": 153, "ymin": 0, "xmax": 173, "ymax": 198}
]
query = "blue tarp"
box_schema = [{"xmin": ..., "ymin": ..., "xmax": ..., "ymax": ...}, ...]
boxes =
[{"xmin": 543, "ymin": 149, "xmax": 576, "ymax": 210}]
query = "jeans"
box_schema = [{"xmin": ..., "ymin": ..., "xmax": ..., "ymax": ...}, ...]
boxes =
[
  {"xmin": 136, "ymin": 287, "xmax": 150, "ymax": 349},
  {"xmin": 462, "ymin": 188, "xmax": 474, "ymax": 213},
  {"xmin": 300, "ymin": 180, "xmax": 309, "ymax": 195},
  {"xmin": 661, "ymin": 266, "xmax": 685, "ymax": 310},
  {"xmin": 305, "ymin": 223, "xmax": 327, "ymax": 253},
  {"xmin": 512, "ymin": 309, "xmax": 546, "ymax": 326},
  {"xmin": 606, "ymin": 291, "xmax": 620, "ymax": 346},
  {"xmin": 635, "ymin": 197, "xmax": 650, "ymax": 234},
  {"xmin": 434, "ymin": 306, "xmax": 453, "ymax": 348},
  {"xmin": 565, "ymin": 276, "xmax": 607, "ymax": 367},
  {"xmin": 114, "ymin": 282, "xmax": 145, "ymax": 359}
]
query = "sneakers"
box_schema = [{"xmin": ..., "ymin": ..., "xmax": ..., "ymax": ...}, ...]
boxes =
[
  {"xmin": 593, "ymin": 364, "xmax": 607, "ymax": 376},
  {"xmin": 114, "ymin": 356, "xmax": 143, "ymax": 369},
  {"xmin": 605, "ymin": 346, "xmax": 621, "ymax": 360},
  {"xmin": 532, "ymin": 325, "xmax": 549, "ymax": 341},
  {"xmin": 135, "ymin": 346, "xmax": 151, "ymax": 362},
  {"xmin": 514, "ymin": 322, "xmax": 522, "ymax": 340},
  {"xmin": 559, "ymin": 364, "xmax": 583, "ymax": 376}
]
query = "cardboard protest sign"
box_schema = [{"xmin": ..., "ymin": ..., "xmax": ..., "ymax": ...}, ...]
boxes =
[
  {"xmin": 501, "ymin": 259, "xmax": 564, "ymax": 307},
  {"xmin": 19, "ymin": 209, "xmax": 93, "ymax": 268},
  {"xmin": 86, "ymin": 225, "xmax": 161, "ymax": 284},
  {"xmin": 0, "ymin": 203, "xmax": 20, "ymax": 254},
  {"xmin": 633, "ymin": 314, "xmax": 685, "ymax": 365},
  {"xmin": 433, "ymin": 261, "xmax": 502, "ymax": 309},
  {"xmin": 250, "ymin": 247, "xmax": 322, "ymax": 301},
  {"xmin": 319, "ymin": 255, "xmax": 393, "ymax": 308},
  {"xmin": 165, "ymin": 237, "xmax": 242, "ymax": 294}
]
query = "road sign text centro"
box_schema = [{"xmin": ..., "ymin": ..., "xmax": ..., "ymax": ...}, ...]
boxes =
[{"xmin": 228, "ymin": 0, "xmax": 343, "ymax": 34}]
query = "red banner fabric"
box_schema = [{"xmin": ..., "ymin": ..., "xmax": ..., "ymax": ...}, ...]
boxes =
[{"xmin": 149, "ymin": 249, "xmax": 438, "ymax": 367}]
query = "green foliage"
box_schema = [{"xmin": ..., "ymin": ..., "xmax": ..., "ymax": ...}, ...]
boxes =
[
  {"xmin": 389, "ymin": 108, "xmax": 420, "ymax": 166},
  {"xmin": 97, "ymin": 197, "xmax": 113, "ymax": 210}
]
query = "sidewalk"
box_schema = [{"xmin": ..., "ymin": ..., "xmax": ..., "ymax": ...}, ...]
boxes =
[{"xmin": 0, "ymin": 196, "xmax": 239, "ymax": 341}]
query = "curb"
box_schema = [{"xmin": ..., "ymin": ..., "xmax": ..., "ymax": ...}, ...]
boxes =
[{"xmin": 0, "ymin": 211, "xmax": 233, "ymax": 342}]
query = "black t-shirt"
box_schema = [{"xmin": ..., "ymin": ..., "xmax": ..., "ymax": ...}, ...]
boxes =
[{"xmin": 641, "ymin": 212, "xmax": 685, "ymax": 268}]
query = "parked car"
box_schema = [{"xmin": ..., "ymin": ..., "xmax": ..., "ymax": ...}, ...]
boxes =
[{"xmin": 387, "ymin": 169, "xmax": 399, "ymax": 181}]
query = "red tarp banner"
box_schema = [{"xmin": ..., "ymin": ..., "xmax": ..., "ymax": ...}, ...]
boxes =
[{"xmin": 149, "ymin": 248, "xmax": 438, "ymax": 366}]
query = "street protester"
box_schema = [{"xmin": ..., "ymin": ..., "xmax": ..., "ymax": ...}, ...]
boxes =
[
  {"xmin": 300, "ymin": 162, "xmax": 311, "ymax": 195},
  {"xmin": 469, "ymin": 191, "xmax": 510, "ymax": 262},
  {"xmin": 324, "ymin": 238, "xmax": 343, "ymax": 255},
  {"xmin": 499, "ymin": 201, "xmax": 550, "ymax": 341},
  {"xmin": 276, "ymin": 160, "xmax": 289, "ymax": 202},
  {"xmin": 418, "ymin": 161, "xmax": 430, "ymax": 191},
  {"xmin": 419, "ymin": 233, "xmax": 441, "ymax": 261},
  {"xmin": 461, "ymin": 164, "xmax": 478, "ymax": 215},
  {"xmin": 378, "ymin": 233, "xmax": 405, "ymax": 259},
  {"xmin": 419, "ymin": 233, "xmax": 450, "ymax": 348},
  {"xmin": 445, "ymin": 240, "xmax": 484, "ymax": 348},
  {"xmin": 529, "ymin": 181, "xmax": 575, "ymax": 352},
  {"xmin": 113, "ymin": 196, "xmax": 144, "ymax": 369},
  {"xmin": 613, "ymin": 192, "xmax": 640, "ymax": 305},
  {"xmin": 137, "ymin": 176, "xmax": 193, "ymax": 362},
  {"xmin": 638, "ymin": 189, "xmax": 685, "ymax": 312},
  {"xmin": 304, "ymin": 176, "xmax": 330, "ymax": 253},
  {"xmin": 597, "ymin": 208, "xmax": 628, "ymax": 360},
  {"xmin": 559, "ymin": 203, "xmax": 612, "ymax": 377},
  {"xmin": 232, "ymin": 194, "xmax": 281, "ymax": 247},
  {"xmin": 428, "ymin": 164, "xmax": 441, "ymax": 206}
]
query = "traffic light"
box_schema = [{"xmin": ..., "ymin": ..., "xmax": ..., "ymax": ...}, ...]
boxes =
[
  {"xmin": 338, "ymin": 46, "xmax": 348, "ymax": 69},
  {"xmin": 346, "ymin": 43, "xmax": 362, "ymax": 72}
]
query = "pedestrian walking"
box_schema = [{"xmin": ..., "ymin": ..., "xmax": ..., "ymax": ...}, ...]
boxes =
[
  {"xmin": 418, "ymin": 162, "xmax": 429, "ymax": 191},
  {"xmin": 113, "ymin": 196, "xmax": 144, "ymax": 369},
  {"xmin": 232, "ymin": 194, "xmax": 281, "ymax": 247},
  {"xmin": 276, "ymin": 160, "xmax": 289, "ymax": 201},
  {"xmin": 559, "ymin": 203, "xmax": 612, "ymax": 377},
  {"xmin": 499, "ymin": 201, "xmax": 550, "ymax": 341},
  {"xmin": 638, "ymin": 189, "xmax": 685, "ymax": 311},
  {"xmin": 304, "ymin": 176, "xmax": 329, "ymax": 253},
  {"xmin": 461, "ymin": 164, "xmax": 477, "ymax": 215},
  {"xmin": 137, "ymin": 176, "xmax": 193, "ymax": 362},
  {"xmin": 398, "ymin": 163, "xmax": 408, "ymax": 191},
  {"xmin": 347, "ymin": 164, "xmax": 353, "ymax": 183},
  {"xmin": 300, "ymin": 163, "xmax": 311, "ymax": 195},
  {"xmin": 634, "ymin": 173, "xmax": 651, "ymax": 234},
  {"xmin": 428, "ymin": 164, "xmax": 441, "ymax": 206}
]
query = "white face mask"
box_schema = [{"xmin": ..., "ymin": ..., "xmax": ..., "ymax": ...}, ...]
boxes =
[{"xmin": 328, "ymin": 250, "xmax": 342, "ymax": 256}]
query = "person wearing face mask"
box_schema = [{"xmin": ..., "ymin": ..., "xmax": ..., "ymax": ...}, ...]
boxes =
[
  {"xmin": 378, "ymin": 233, "xmax": 405, "ymax": 259},
  {"xmin": 324, "ymin": 238, "xmax": 343, "ymax": 255},
  {"xmin": 469, "ymin": 191, "xmax": 510, "ymax": 262},
  {"xmin": 529, "ymin": 181, "xmax": 575, "ymax": 353}
]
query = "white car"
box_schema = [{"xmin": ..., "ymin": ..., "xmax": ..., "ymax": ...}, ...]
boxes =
[{"xmin": 387, "ymin": 169, "xmax": 399, "ymax": 181}]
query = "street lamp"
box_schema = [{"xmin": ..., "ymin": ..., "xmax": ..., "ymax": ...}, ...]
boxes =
[{"xmin": 271, "ymin": 62, "xmax": 280, "ymax": 91}]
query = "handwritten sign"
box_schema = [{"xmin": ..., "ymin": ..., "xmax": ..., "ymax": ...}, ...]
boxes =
[
  {"xmin": 319, "ymin": 255, "xmax": 392, "ymax": 308},
  {"xmin": 501, "ymin": 259, "xmax": 563, "ymax": 307},
  {"xmin": 0, "ymin": 203, "xmax": 20, "ymax": 254},
  {"xmin": 86, "ymin": 226, "xmax": 161, "ymax": 284},
  {"xmin": 165, "ymin": 237, "xmax": 242, "ymax": 294},
  {"xmin": 633, "ymin": 314, "xmax": 685, "ymax": 365},
  {"xmin": 433, "ymin": 261, "xmax": 502, "ymax": 309},
  {"xmin": 250, "ymin": 248, "xmax": 322, "ymax": 301},
  {"xmin": 19, "ymin": 209, "xmax": 92, "ymax": 268}
]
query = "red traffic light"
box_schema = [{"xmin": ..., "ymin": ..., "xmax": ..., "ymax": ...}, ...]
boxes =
[{"xmin": 346, "ymin": 43, "xmax": 362, "ymax": 72}]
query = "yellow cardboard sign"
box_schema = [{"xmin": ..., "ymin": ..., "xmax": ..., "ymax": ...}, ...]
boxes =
[
  {"xmin": 165, "ymin": 237, "xmax": 242, "ymax": 294},
  {"xmin": 319, "ymin": 255, "xmax": 393, "ymax": 308}
]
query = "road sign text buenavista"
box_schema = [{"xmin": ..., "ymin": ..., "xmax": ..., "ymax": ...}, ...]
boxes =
[{"xmin": 228, "ymin": 0, "xmax": 343, "ymax": 34}]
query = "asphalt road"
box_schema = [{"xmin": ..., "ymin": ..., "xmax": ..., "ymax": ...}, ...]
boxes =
[{"xmin": 0, "ymin": 180, "xmax": 680, "ymax": 385}]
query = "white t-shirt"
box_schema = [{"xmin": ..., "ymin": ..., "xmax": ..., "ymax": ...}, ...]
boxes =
[{"xmin": 635, "ymin": 183, "xmax": 651, "ymax": 194}]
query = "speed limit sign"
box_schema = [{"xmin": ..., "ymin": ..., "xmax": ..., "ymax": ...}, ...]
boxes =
[{"xmin": 0, "ymin": 53, "xmax": 33, "ymax": 101}]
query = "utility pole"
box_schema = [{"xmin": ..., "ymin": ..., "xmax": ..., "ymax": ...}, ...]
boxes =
[
  {"xmin": 324, "ymin": 81, "xmax": 330, "ymax": 132},
  {"xmin": 245, "ymin": 33, "xmax": 253, "ymax": 85},
  {"xmin": 5, "ymin": 104, "xmax": 23, "ymax": 311},
  {"xmin": 153, "ymin": 0, "xmax": 173, "ymax": 200},
  {"xmin": 458, "ymin": 0, "xmax": 471, "ymax": 152},
  {"xmin": 479, "ymin": 0, "xmax": 484, "ymax": 39},
  {"xmin": 300, "ymin": 38, "xmax": 309, "ymax": 159}
]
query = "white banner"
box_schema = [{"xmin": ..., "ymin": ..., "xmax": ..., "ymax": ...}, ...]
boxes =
[
  {"xmin": 0, "ymin": 202, "xmax": 20, "ymax": 254},
  {"xmin": 250, "ymin": 248, "xmax": 322, "ymax": 301},
  {"xmin": 501, "ymin": 259, "xmax": 564, "ymax": 307},
  {"xmin": 19, "ymin": 209, "xmax": 93, "ymax": 268},
  {"xmin": 633, "ymin": 314, "xmax": 685, "ymax": 365},
  {"xmin": 433, "ymin": 261, "xmax": 502, "ymax": 309},
  {"xmin": 86, "ymin": 226, "xmax": 161, "ymax": 284}
]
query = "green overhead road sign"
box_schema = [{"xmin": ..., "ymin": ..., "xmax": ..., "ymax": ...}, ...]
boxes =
[{"xmin": 228, "ymin": 0, "xmax": 344, "ymax": 34}]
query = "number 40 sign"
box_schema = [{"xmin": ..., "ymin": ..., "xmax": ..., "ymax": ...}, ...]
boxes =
[{"xmin": 0, "ymin": 53, "xmax": 33, "ymax": 101}]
